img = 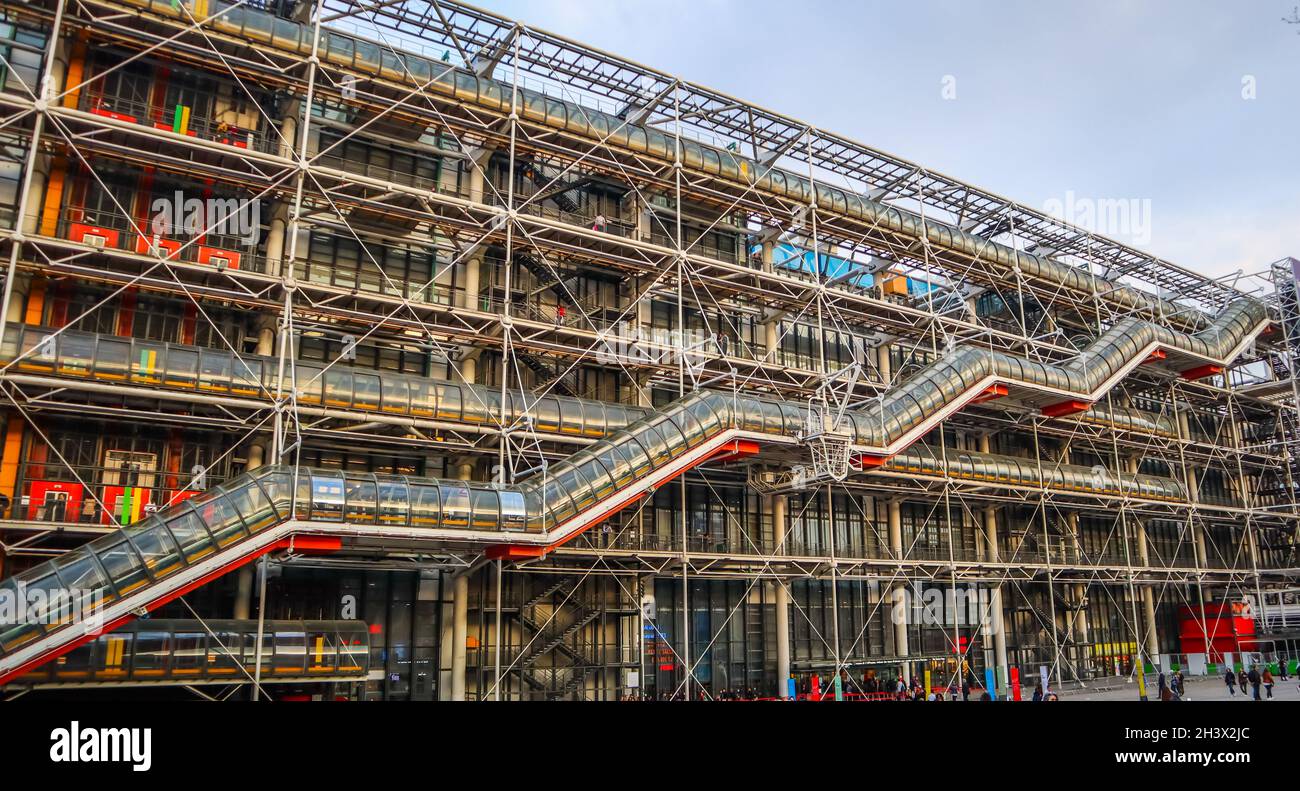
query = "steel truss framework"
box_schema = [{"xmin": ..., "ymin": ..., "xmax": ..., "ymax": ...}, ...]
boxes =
[{"xmin": 0, "ymin": 0, "xmax": 1294, "ymax": 700}]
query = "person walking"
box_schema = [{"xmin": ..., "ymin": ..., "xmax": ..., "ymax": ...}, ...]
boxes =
[
  {"xmin": 1262, "ymin": 667, "xmax": 1274, "ymax": 699},
  {"xmin": 1224, "ymin": 668, "xmax": 1236, "ymax": 697},
  {"xmin": 1248, "ymin": 666, "xmax": 1261, "ymax": 701},
  {"xmin": 1238, "ymin": 668, "xmax": 1249, "ymax": 695}
]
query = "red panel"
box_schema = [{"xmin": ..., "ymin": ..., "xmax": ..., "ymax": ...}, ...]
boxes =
[
  {"xmin": 134, "ymin": 235, "xmax": 182, "ymax": 259},
  {"xmin": 151, "ymin": 122, "xmax": 197, "ymax": 137},
  {"xmin": 972, "ymin": 384, "xmax": 1008, "ymax": 404},
  {"xmin": 855, "ymin": 454, "xmax": 891, "ymax": 468},
  {"xmin": 100, "ymin": 485, "xmax": 152, "ymax": 526},
  {"xmin": 485, "ymin": 544, "xmax": 546, "ymax": 561},
  {"xmin": 196, "ymin": 246, "xmax": 241, "ymax": 269},
  {"xmin": 162, "ymin": 489, "xmax": 200, "ymax": 509},
  {"xmin": 707, "ymin": 439, "xmax": 760, "ymax": 464},
  {"xmin": 89, "ymin": 107, "xmax": 137, "ymax": 124},
  {"xmin": 1180, "ymin": 364, "xmax": 1223, "ymax": 381},
  {"xmin": 26, "ymin": 481, "xmax": 83, "ymax": 522},
  {"xmin": 1142, "ymin": 349, "xmax": 1168, "ymax": 364},
  {"xmin": 68, "ymin": 223, "xmax": 120, "ymax": 249},
  {"xmin": 1041, "ymin": 399, "xmax": 1092, "ymax": 418},
  {"xmin": 283, "ymin": 536, "xmax": 342, "ymax": 553}
]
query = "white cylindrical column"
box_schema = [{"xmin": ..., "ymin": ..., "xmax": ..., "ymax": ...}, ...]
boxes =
[
  {"xmin": 888, "ymin": 498, "xmax": 909, "ymax": 682},
  {"xmin": 451, "ymin": 573, "xmax": 469, "ymax": 701},
  {"xmin": 771, "ymin": 495, "xmax": 790, "ymax": 696}
]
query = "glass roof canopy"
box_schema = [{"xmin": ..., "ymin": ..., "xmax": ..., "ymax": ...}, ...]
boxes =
[{"xmin": 318, "ymin": 0, "xmax": 1254, "ymax": 312}]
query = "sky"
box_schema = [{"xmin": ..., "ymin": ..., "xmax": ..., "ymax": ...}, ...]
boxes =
[{"xmin": 473, "ymin": 0, "xmax": 1300, "ymax": 283}]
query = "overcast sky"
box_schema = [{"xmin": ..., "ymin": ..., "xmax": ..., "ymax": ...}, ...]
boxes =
[{"xmin": 475, "ymin": 0, "xmax": 1300, "ymax": 282}]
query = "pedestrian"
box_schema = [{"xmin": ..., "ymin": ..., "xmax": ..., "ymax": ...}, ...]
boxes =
[
  {"xmin": 1278, "ymin": 659, "xmax": 1289, "ymax": 682},
  {"xmin": 1032, "ymin": 682, "xmax": 1043, "ymax": 702},
  {"xmin": 1248, "ymin": 666, "xmax": 1261, "ymax": 701},
  {"xmin": 1239, "ymin": 669, "xmax": 1249, "ymax": 695},
  {"xmin": 1224, "ymin": 667, "xmax": 1236, "ymax": 697},
  {"xmin": 1262, "ymin": 667, "xmax": 1274, "ymax": 699}
]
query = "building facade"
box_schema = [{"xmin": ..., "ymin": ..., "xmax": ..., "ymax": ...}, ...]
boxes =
[{"xmin": 0, "ymin": 0, "xmax": 1296, "ymax": 700}]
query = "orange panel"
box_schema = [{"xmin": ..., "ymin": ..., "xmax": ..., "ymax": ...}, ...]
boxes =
[
  {"xmin": 61, "ymin": 37, "xmax": 86, "ymax": 109},
  {"xmin": 37, "ymin": 159, "xmax": 66, "ymax": 237},
  {"xmin": 0, "ymin": 414, "xmax": 24, "ymax": 512},
  {"xmin": 22, "ymin": 279, "xmax": 45, "ymax": 325}
]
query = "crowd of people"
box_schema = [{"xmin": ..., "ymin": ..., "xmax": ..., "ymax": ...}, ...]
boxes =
[
  {"xmin": 626, "ymin": 658, "xmax": 1298, "ymax": 701},
  {"xmin": 1222, "ymin": 662, "xmax": 1291, "ymax": 700}
]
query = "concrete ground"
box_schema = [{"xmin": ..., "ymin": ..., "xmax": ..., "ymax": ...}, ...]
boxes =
[{"xmin": 1057, "ymin": 672, "xmax": 1300, "ymax": 701}]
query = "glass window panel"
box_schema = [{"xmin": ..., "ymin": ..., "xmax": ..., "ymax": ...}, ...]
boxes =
[
  {"xmin": 344, "ymin": 475, "xmax": 378, "ymax": 523},
  {"xmin": 409, "ymin": 482, "xmax": 441, "ymax": 529},
  {"xmin": 273, "ymin": 629, "xmax": 306, "ymax": 675},
  {"xmin": 192, "ymin": 489, "xmax": 249, "ymax": 548},
  {"xmin": 377, "ymin": 478, "xmax": 409, "ymax": 525},
  {"xmin": 123, "ymin": 518, "xmax": 183, "ymax": 580},
  {"xmin": 324, "ymin": 369, "xmax": 353, "ymax": 407},
  {"xmin": 353, "ymin": 372, "xmax": 381, "ymax": 410},
  {"xmin": 309, "ymin": 473, "xmax": 345, "ymax": 521},
  {"xmin": 165, "ymin": 508, "xmax": 214, "ymax": 562},
  {"xmin": 197, "ymin": 349, "xmax": 232, "ymax": 392},
  {"xmin": 91, "ymin": 536, "xmax": 149, "ymax": 596},
  {"xmin": 439, "ymin": 482, "xmax": 471, "ymax": 528},
  {"xmin": 469, "ymin": 487, "xmax": 500, "ymax": 531}
]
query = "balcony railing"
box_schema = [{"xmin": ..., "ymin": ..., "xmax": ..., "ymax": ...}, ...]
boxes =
[
  {"xmin": 55, "ymin": 203, "xmax": 265, "ymax": 274},
  {"xmin": 80, "ymin": 89, "xmax": 276, "ymax": 155}
]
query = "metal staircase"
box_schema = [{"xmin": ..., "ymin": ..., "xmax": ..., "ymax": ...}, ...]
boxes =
[
  {"xmin": 1018, "ymin": 589, "xmax": 1091, "ymax": 682},
  {"xmin": 517, "ymin": 350, "xmax": 579, "ymax": 397},
  {"xmin": 514, "ymin": 577, "xmax": 602, "ymax": 700},
  {"xmin": 519, "ymin": 156, "xmax": 587, "ymax": 215}
]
